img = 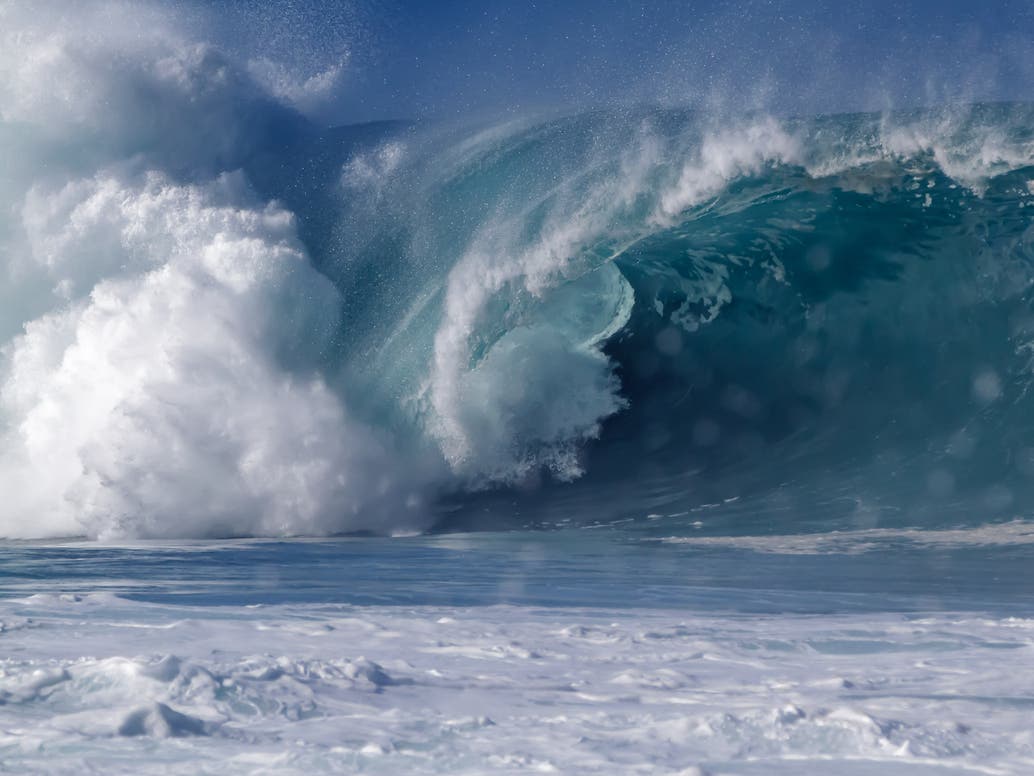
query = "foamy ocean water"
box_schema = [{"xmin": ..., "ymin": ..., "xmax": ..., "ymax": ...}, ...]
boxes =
[
  {"xmin": 3, "ymin": 532, "xmax": 1034, "ymax": 775},
  {"xmin": 4, "ymin": 0, "xmax": 1034, "ymax": 772}
]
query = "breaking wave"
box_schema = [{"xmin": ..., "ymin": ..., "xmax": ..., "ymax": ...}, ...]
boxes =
[{"xmin": 4, "ymin": 1, "xmax": 1034, "ymax": 538}]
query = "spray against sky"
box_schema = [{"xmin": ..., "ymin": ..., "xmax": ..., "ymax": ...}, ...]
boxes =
[{"xmin": 190, "ymin": 0, "xmax": 1034, "ymax": 123}]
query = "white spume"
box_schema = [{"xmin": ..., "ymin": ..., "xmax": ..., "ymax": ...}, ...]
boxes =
[
  {"xmin": 0, "ymin": 2, "xmax": 425, "ymax": 538},
  {"xmin": 1, "ymin": 591, "xmax": 1032, "ymax": 774},
  {"xmin": 0, "ymin": 171, "xmax": 420, "ymax": 539}
]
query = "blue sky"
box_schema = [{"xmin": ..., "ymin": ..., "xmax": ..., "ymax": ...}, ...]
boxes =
[{"xmin": 203, "ymin": 0, "xmax": 1034, "ymax": 123}]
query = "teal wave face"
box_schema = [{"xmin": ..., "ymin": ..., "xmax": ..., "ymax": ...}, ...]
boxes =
[{"xmin": 330, "ymin": 104, "xmax": 1034, "ymax": 533}]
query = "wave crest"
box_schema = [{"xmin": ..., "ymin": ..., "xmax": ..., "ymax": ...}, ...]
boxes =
[{"xmin": 4, "ymin": 2, "xmax": 1034, "ymax": 537}]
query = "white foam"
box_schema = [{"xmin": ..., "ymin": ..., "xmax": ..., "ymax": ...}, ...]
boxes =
[
  {"xmin": 0, "ymin": 3, "xmax": 433, "ymax": 539},
  {"xmin": 0, "ymin": 170, "xmax": 425, "ymax": 539},
  {"xmin": 654, "ymin": 117, "xmax": 802, "ymax": 223},
  {"xmin": 655, "ymin": 520, "xmax": 1034, "ymax": 554},
  {"xmin": 426, "ymin": 132, "xmax": 655, "ymax": 484},
  {"xmin": 0, "ymin": 1, "xmax": 294, "ymax": 171},
  {"xmin": 1, "ymin": 594, "xmax": 1031, "ymax": 774}
]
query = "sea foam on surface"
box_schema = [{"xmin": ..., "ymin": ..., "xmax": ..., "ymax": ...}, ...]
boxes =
[{"xmin": 1, "ymin": 591, "xmax": 1032, "ymax": 775}]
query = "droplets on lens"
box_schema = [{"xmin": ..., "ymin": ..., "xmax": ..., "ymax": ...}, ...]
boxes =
[{"xmin": 972, "ymin": 369, "xmax": 1002, "ymax": 404}]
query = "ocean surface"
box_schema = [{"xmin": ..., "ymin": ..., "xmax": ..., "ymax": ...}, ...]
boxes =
[
  {"xmin": 3, "ymin": 2, "xmax": 1034, "ymax": 773},
  {"xmin": 4, "ymin": 532, "xmax": 1034, "ymax": 774}
]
